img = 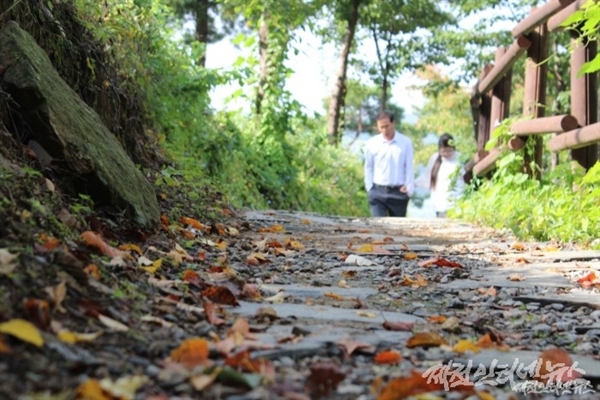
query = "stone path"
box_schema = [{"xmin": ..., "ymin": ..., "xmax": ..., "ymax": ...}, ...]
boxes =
[{"xmin": 235, "ymin": 210, "xmax": 600, "ymax": 399}]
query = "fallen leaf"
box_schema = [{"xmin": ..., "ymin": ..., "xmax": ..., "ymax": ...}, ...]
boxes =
[
  {"xmin": 515, "ymin": 257, "xmax": 531, "ymax": 264},
  {"xmin": 224, "ymin": 350, "xmax": 275, "ymax": 380},
  {"xmin": 140, "ymin": 315, "xmax": 173, "ymax": 328},
  {"xmin": 577, "ymin": 272, "xmax": 597, "ymax": 288},
  {"xmin": 246, "ymin": 252, "xmax": 271, "ymax": 265},
  {"xmin": 477, "ymin": 286, "xmax": 497, "ymax": 297},
  {"xmin": 324, "ymin": 292, "xmax": 347, "ymax": 301},
  {"xmin": 356, "ymin": 310, "xmax": 377, "ymax": 318},
  {"xmin": 342, "ymin": 270, "xmax": 357, "ymax": 278},
  {"xmin": 180, "ymin": 216, "xmax": 209, "ymax": 231},
  {"xmin": 140, "ymin": 258, "xmax": 163, "ymax": 274},
  {"xmin": 242, "ymin": 283, "xmax": 261, "ymax": 300},
  {"xmin": 190, "ymin": 367, "xmax": 221, "ymax": 391},
  {"xmin": 377, "ymin": 369, "xmax": 473, "ymax": 400},
  {"xmin": 510, "ymin": 241, "xmax": 526, "ymax": 251},
  {"xmin": 264, "ymin": 291, "xmax": 286, "ymax": 303},
  {"xmin": 203, "ymin": 301, "xmax": 226, "ymax": 326},
  {"xmin": 357, "ymin": 244, "xmax": 374, "ymax": 252},
  {"xmin": 534, "ymin": 348, "xmax": 583, "ymax": 384},
  {"xmin": 338, "ymin": 338, "xmax": 375, "ymax": 356},
  {"xmin": 0, "ymin": 335, "xmax": 12, "ymax": 353},
  {"xmin": 0, "ymin": 248, "xmax": 19, "ymax": 274},
  {"xmin": 507, "ymin": 273, "xmax": 525, "ymax": 281},
  {"xmin": 202, "ymin": 286, "xmax": 240, "ymax": 306},
  {"xmin": 118, "ymin": 243, "xmax": 143, "ymax": 255},
  {"xmin": 406, "ymin": 332, "xmax": 448, "ymax": 348},
  {"xmin": 374, "ymin": 350, "xmax": 402, "ymax": 365},
  {"xmin": 0, "ymin": 319, "xmax": 44, "ymax": 347},
  {"xmin": 23, "ymin": 298, "xmax": 51, "ymax": 329},
  {"xmin": 284, "ymin": 238, "xmax": 305, "ymax": 250},
  {"xmin": 418, "ymin": 257, "xmax": 463, "ymax": 268},
  {"xmin": 44, "ymin": 281, "xmax": 67, "ymax": 313},
  {"xmin": 84, "ymin": 264, "xmax": 101, "ymax": 280},
  {"xmin": 305, "ymin": 360, "xmax": 346, "ymax": 397},
  {"xmin": 404, "ymin": 252, "xmax": 418, "ymax": 260},
  {"xmin": 38, "ymin": 233, "xmax": 61, "ymax": 251},
  {"xmin": 99, "ymin": 375, "xmax": 150, "ymax": 400},
  {"xmin": 171, "ymin": 337, "xmax": 211, "ymax": 368},
  {"xmin": 97, "ymin": 314, "xmax": 129, "ymax": 332},
  {"xmin": 428, "ymin": 315, "xmax": 447, "ymax": 323},
  {"xmin": 383, "ymin": 320, "xmax": 414, "ymax": 332},
  {"xmin": 58, "ymin": 330, "xmax": 103, "ymax": 344},
  {"xmin": 76, "ymin": 379, "xmax": 110, "ymax": 400},
  {"xmin": 338, "ymin": 279, "xmax": 350, "ymax": 288},
  {"xmin": 259, "ymin": 224, "xmax": 284, "ymax": 233},
  {"xmin": 80, "ymin": 231, "xmax": 124, "ymax": 258},
  {"xmin": 453, "ymin": 339, "xmax": 480, "ymax": 354},
  {"xmin": 301, "ymin": 219, "xmax": 311, "ymax": 225}
]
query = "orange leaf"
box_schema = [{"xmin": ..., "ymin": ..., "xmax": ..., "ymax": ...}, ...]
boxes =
[
  {"xmin": 84, "ymin": 264, "xmax": 100, "ymax": 280},
  {"xmin": 428, "ymin": 315, "xmax": 447, "ymax": 323},
  {"xmin": 510, "ymin": 241, "xmax": 526, "ymax": 251},
  {"xmin": 577, "ymin": 272, "xmax": 597, "ymax": 288},
  {"xmin": 202, "ymin": 286, "xmax": 239, "ymax": 306},
  {"xmin": 75, "ymin": 379, "xmax": 111, "ymax": 400},
  {"xmin": 534, "ymin": 348, "xmax": 582, "ymax": 384},
  {"xmin": 403, "ymin": 252, "xmax": 418, "ymax": 260},
  {"xmin": 377, "ymin": 370, "xmax": 444, "ymax": 400},
  {"xmin": 407, "ymin": 332, "xmax": 448, "ymax": 348},
  {"xmin": 357, "ymin": 244, "xmax": 374, "ymax": 252},
  {"xmin": 374, "ymin": 350, "xmax": 402, "ymax": 365},
  {"xmin": 259, "ymin": 224, "xmax": 284, "ymax": 233},
  {"xmin": 179, "ymin": 216, "xmax": 208, "ymax": 231},
  {"xmin": 38, "ymin": 233, "xmax": 61, "ymax": 251},
  {"xmin": 80, "ymin": 231, "xmax": 123, "ymax": 258},
  {"xmin": 171, "ymin": 337, "xmax": 210, "ymax": 368},
  {"xmin": 225, "ymin": 350, "xmax": 273, "ymax": 379}
]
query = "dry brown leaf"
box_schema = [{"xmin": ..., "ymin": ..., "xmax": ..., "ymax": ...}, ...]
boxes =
[
  {"xmin": 80, "ymin": 231, "xmax": 124, "ymax": 258},
  {"xmin": 338, "ymin": 338, "xmax": 375, "ymax": 356},
  {"xmin": 305, "ymin": 360, "xmax": 346, "ymax": 397},
  {"xmin": 507, "ymin": 273, "xmax": 525, "ymax": 281},
  {"xmin": 406, "ymin": 332, "xmax": 447, "ymax": 348},
  {"xmin": 534, "ymin": 347, "xmax": 582, "ymax": 383},
  {"xmin": 510, "ymin": 241, "xmax": 526, "ymax": 251},
  {"xmin": 428, "ymin": 315, "xmax": 447, "ymax": 323}
]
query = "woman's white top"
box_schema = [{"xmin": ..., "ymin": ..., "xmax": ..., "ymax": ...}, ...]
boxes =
[{"xmin": 415, "ymin": 152, "xmax": 465, "ymax": 212}]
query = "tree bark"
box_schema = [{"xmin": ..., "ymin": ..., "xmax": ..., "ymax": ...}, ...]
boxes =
[
  {"xmin": 327, "ymin": 0, "xmax": 361, "ymax": 145},
  {"xmin": 194, "ymin": 0, "xmax": 210, "ymax": 67},
  {"xmin": 256, "ymin": 14, "xmax": 269, "ymax": 115}
]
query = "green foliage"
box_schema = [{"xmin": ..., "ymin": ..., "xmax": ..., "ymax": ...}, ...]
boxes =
[
  {"xmin": 563, "ymin": 0, "xmax": 600, "ymax": 75},
  {"xmin": 453, "ymin": 159, "xmax": 600, "ymax": 246}
]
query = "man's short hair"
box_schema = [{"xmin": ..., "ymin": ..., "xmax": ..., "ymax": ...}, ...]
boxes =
[{"xmin": 376, "ymin": 110, "xmax": 395, "ymax": 123}]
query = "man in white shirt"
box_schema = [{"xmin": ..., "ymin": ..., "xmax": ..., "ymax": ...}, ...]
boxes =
[{"xmin": 364, "ymin": 111, "xmax": 415, "ymax": 217}]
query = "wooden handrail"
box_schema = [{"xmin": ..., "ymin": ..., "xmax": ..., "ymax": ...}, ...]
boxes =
[
  {"xmin": 512, "ymin": 0, "xmax": 576, "ymax": 37},
  {"xmin": 476, "ymin": 36, "xmax": 531, "ymax": 95},
  {"xmin": 548, "ymin": 122, "xmax": 600, "ymax": 152},
  {"xmin": 510, "ymin": 115, "xmax": 579, "ymax": 135},
  {"xmin": 547, "ymin": 0, "xmax": 587, "ymax": 32}
]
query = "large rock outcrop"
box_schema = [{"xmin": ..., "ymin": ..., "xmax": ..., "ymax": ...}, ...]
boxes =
[{"xmin": 0, "ymin": 21, "xmax": 159, "ymax": 229}]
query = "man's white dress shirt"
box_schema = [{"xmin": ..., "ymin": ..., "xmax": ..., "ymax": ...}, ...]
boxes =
[{"xmin": 364, "ymin": 132, "xmax": 415, "ymax": 196}]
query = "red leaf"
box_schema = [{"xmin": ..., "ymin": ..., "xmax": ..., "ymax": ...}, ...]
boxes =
[
  {"xmin": 202, "ymin": 286, "xmax": 240, "ymax": 306},
  {"xmin": 305, "ymin": 360, "xmax": 346, "ymax": 397}
]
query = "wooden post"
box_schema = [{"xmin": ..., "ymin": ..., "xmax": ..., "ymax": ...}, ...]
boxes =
[
  {"xmin": 570, "ymin": 37, "xmax": 599, "ymax": 169},
  {"xmin": 522, "ymin": 12, "xmax": 549, "ymax": 179},
  {"xmin": 490, "ymin": 47, "xmax": 512, "ymax": 141}
]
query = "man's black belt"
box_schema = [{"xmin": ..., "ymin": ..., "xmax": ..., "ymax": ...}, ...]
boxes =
[{"xmin": 373, "ymin": 184, "xmax": 403, "ymax": 192}]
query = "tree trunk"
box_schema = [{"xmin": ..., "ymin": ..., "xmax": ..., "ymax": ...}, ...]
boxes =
[
  {"xmin": 256, "ymin": 14, "xmax": 268, "ymax": 115},
  {"xmin": 194, "ymin": 0, "xmax": 210, "ymax": 67},
  {"xmin": 381, "ymin": 71, "xmax": 388, "ymax": 111},
  {"xmin": 326, "ymin": 0, "xmax": 361, "ymax": 146}
]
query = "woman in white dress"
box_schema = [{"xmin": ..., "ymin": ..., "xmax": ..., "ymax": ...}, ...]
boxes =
[{"xmin": 415, "ymin": 133, "xmax": 465, "ymax": 218}]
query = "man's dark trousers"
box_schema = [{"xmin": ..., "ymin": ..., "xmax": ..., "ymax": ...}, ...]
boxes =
[{"xmin": 368, "ymin": 185, "xmax": 409, "ymax": 217}]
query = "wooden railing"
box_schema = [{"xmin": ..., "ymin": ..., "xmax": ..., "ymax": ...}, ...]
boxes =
[{"xmin": 465, "ymin": 0, "xmax": 599, "ymax": 182}]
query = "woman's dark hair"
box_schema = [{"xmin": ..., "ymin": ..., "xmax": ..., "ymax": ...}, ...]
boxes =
[{"xmin": 430, "ymin": 133, "xmax": 456, "ymax": 189}]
